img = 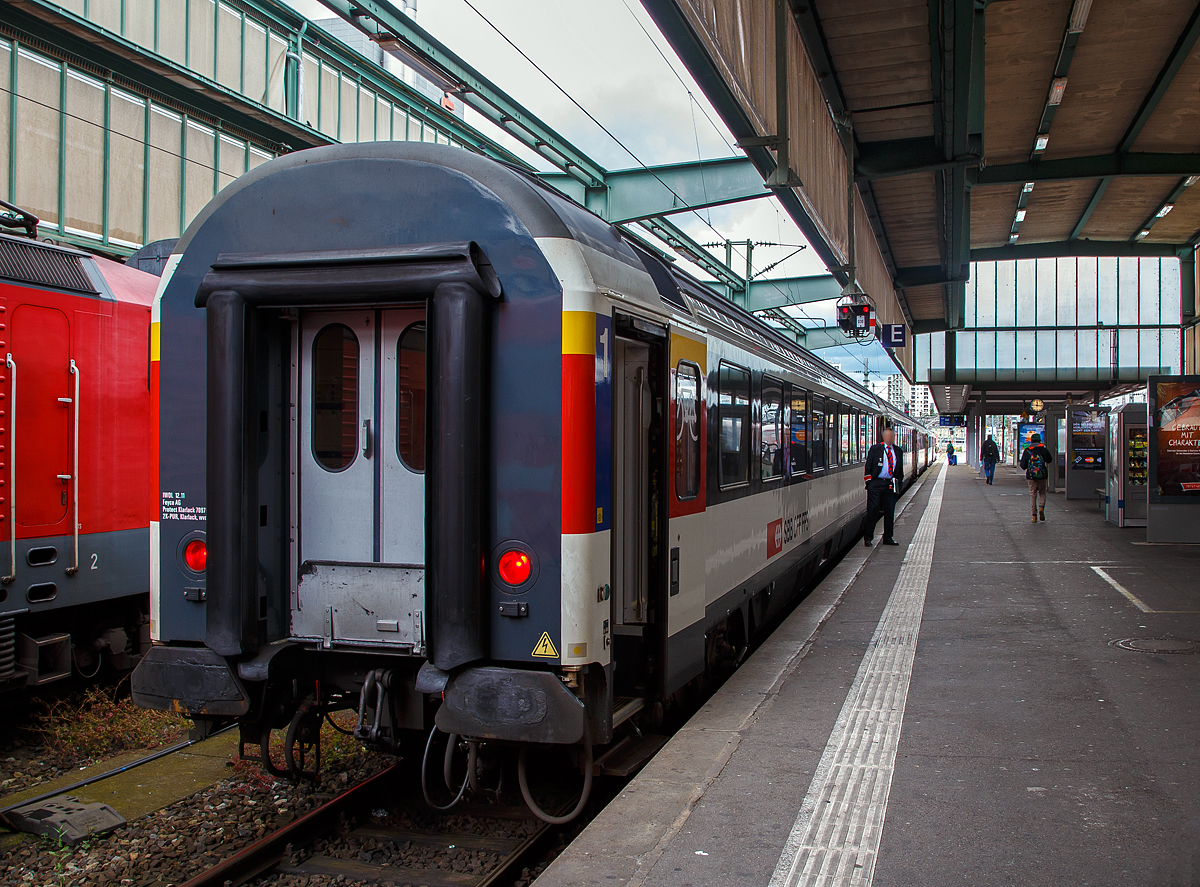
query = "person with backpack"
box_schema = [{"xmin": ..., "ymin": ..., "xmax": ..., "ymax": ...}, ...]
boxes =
[
  {"xmin": 946, "ymin": 441, "xmax": 956, "ymax": 466},
  {"xmin": 1019, "ymin": 432, "xmax": 1053, "ymax": 522},
  {"xmin": 980, "ymin": 435, "xmax": 1000, "ymax": 485}
]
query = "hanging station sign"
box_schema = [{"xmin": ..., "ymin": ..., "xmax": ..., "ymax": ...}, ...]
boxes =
[{"xmin": 1148, "ymin": 375, "xmax": 1200, "ymax": 501}]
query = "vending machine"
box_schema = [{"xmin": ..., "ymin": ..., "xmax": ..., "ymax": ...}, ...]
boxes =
[{"xmin": 1106, "ymin": 403, "xmax": 1148, "ymax": 527}]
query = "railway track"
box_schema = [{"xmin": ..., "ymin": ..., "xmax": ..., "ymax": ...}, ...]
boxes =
[{"xmin": 179, "ymin": 764, "xmax": 567, "ymax": 887}]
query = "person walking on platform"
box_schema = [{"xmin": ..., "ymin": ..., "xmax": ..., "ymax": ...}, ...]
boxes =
[
  {"xmin": 946, "ymin": 441, "xmax": 956, "ymax": 465},
  {"xmin": 980, "ymin": 435, "xmax": 1000, "ymax": 485},
  {"xmin": 863, "ymin": 427, "xmax": 904, "ymax": 547},
  {"xmin": 1020, "ymin": 432, "xmax": 1053, "ymax": 522}
]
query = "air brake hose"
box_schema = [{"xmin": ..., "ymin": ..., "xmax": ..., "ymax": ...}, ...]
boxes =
[
  {"xmin": 517, "ymin": 722, "xmax": 593, "ymax": 825},
  {"xmin": 421, "ymin": 725, "xmax": 471, "ymax": 812}
]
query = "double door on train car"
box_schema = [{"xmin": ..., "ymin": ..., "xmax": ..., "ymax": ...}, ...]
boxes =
[{"xmin": 292, "ymin": 308, "xmax": 427, "ymax": 650}]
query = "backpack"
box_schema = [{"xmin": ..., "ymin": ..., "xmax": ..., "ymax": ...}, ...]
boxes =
[{"xmin": 1025, "ymin": 447, "xmax": 1048, "ymax": 480}]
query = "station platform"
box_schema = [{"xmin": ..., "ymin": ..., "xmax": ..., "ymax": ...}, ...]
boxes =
[{"xmin": 536, "ymin": 459, "xmax": 1200, "ymax": 887}]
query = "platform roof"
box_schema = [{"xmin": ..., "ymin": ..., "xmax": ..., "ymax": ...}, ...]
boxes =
[{"xmin": 644, "ymin": 0, "xmax": 1200, "ymax": 346}]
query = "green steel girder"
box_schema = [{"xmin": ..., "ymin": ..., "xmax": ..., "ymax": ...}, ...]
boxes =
[
  {"xmin": 980, "ymin": 152, "xmax": 1200, "ymax": 185},
  {"xmin": 741, "ymin": 274, "xmax": 843, "ymax": 310},
  {"xmin": 635, "ymin": 216, "xmax": 744, "ymax": 292},
  {"xmin": 543, "ymin": 156, "xmax": 766, "ymax": 223},
  {"xmin": 314, "ymin": 0, "xmax": 606, "ymax": 187}
]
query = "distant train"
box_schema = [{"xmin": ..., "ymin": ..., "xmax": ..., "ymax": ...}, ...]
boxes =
[
  {"xmin": 0, "ymin": 225, "xmax": 158, "ymax": 695},
  {"xmin": 132, "ymin": 144, "xmax": 932, "ymax": 817}
]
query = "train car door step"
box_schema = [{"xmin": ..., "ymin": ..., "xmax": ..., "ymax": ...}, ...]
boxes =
[
  {"xmin": 593, "ymin": 733, "xmax": 669, "ymax": 778},
  {"xmin": 611, "ymin": 695, "xmax": 644, "ymax": 729}
]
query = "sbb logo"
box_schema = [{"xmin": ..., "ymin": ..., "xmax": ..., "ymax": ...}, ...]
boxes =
[{"xmin": 767, "ymin": 519, "xmax": 783, "ymax": 558}]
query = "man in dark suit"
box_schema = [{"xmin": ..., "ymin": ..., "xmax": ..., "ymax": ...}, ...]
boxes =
[{"xmin": 863, "ymin": 426, "xmax": 904, "ymax": 547}]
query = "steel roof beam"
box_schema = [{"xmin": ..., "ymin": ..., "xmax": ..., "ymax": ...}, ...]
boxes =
[
  {"xmin": 315, "ymin": 0, "xmax": 607, "ymax": 187},
  {"xmin": 740, "ymin": 274, "xmax": 843, "ymax": 310},
  {"xmin": 854, "ymin": 138, "xmax": 979, "ymax": 182},
  {"xmin": 980, "ymin": 152, "xmax": 1200, "ymax": 184},
  {"xmin": 1069, "ymin": 1, "xmax": 1200, "ymax": 240},
  {"xmin": 971, "ymin": 240, "xmax": 1185, "ymax": 261},
  {"xmin": 542, "ymin": 156, "xmax": 767, "ymax": 224}
]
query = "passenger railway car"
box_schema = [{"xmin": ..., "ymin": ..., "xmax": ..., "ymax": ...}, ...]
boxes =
[
  {"xmin": 0, "ymin": 231, "xmax": 158, "ymax": 694},
  {"xmin": 132, "ymin": 144, "xmax": 931, "ymax": 811}
]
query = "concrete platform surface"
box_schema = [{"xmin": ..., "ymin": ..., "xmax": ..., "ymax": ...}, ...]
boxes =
[{"xmin": 535, "ymin": 459, "xmax": 1200, "ymax": 887}]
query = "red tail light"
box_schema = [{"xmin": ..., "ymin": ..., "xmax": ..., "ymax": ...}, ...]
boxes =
[
  {"xmin": 497, "ymin": 550, "xmax": 532, "ymax": 586},
  {"xmin": 183, "ymin": 539, "xmax": 207, "ymax": 573}
]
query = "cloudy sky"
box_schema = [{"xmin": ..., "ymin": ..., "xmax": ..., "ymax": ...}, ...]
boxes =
[{"xmin": 285, "ymin": 0, "xmax": 896, "ymax": 378}]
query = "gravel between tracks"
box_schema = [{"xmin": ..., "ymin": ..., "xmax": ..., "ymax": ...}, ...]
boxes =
[{"xmin": 0, "ymin": 743, "xmax": 388, "ymax": 886}]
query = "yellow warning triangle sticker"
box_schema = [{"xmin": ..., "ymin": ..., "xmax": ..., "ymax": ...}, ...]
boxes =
[{"xmin": 531, "ymin": 632, "xmax": 559, "ymax": 658}]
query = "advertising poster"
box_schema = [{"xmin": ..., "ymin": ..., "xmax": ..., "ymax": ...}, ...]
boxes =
[
  {"xmin": 1018, "ymin": 423, "xmax": 1045, "ymax": 456},
  {"xmin": 1069, "ymin": 408, "xmax": 1106, "ymax": 470},
  {"xmin": 1150, "ymin": 375, "xmax": 1200, "ymax": 499}
]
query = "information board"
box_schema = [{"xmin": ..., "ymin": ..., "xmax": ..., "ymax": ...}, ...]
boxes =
[
  {"xmin": 1069, "ymin": 408, "xmax": 1106, "ymax": 470},
  {"xmin": 1149, "ymin": 375, "xmax": 1200, "ymax": 500},
  {"xmin": 939, "ymin": 415, "xmax": 966, "ymax": 427}
]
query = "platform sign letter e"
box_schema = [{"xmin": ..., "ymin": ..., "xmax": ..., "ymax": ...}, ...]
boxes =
[{"xmin": 883, "ymin": 324, "xmax": 906, "ymax": 349}]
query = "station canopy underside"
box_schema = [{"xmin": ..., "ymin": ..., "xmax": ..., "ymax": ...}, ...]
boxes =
[{"xmin": 643, "ymin": 0, "xmax": 1200, "ymax": 388}]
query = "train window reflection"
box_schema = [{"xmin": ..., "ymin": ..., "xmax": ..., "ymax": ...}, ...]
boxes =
[
  {"xmin": 718, "ymin": 362, "xmax": 750, "ymax": 487},
  {"xmin": 761, "ymin": 375, "xmax": 784, "ymax": 480},
  {"xmin": 811, "ymin": 396, "xmax": 826, "ymax": 471},
  {"xmin": 827, "ymin": 403, "xmax": 839, "ymax": 468},
  {"xmin": 312, "ymin": 324, "xmax": 359, "ymax": 472},
  {"xmin": 397, "ymin": 322, "xmax": 426, "ymax": 472},
  {"xmin": 790, "ymin": 390, "xmax": 811, "ymax": 478},
  {"xmin": 675, "ymin": 362, "xmax": 701, "ymax": 500}
]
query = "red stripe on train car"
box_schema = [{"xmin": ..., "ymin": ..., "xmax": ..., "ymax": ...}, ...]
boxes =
[{"xmin": 561, "ymin": 352, "xmax": 596, "ymax": 534}]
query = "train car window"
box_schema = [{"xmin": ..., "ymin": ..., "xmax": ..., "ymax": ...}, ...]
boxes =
[
  {"xmin": 859, "ymin": 414, "xmax": 870, "ymax": 461},
  {"xmin": 675, "ymin": 362, "xmax": 701, "ymax": 499},
  {"xmin": 312, "ymin": 323, "xmax": 359, "ymax": 472},
  {"xmin": 810, "ymin": 396, "xmax": 826, "ymax": 471},
  {"xmin": 827, "ymin": 403, "xmax": 839, "ymax": 468},
  {"xmin": 840, "ymin": 412, "xmax": 852, "ymax": 464},
  {"xmin": 397, "ymin": 322, "xmax": 426, "ymax": 472},
  {"xmin": 718, "ymin": 362, "xmax": 750, "ymax": 488},
  {"xmin": 761, "ymin": 375, "xmax": 784, "ymax": 480},
  {"xmin": 789, "ymin": 389, "xmax": 811, "ymax": 478}
]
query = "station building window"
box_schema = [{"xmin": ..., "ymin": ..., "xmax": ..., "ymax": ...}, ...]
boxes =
[
  {"xmin": 397, "ymin": 323, "xmax": 426, "ymax": 472},
  {"xmin": 761, "ymin": 375, "xmax": 784, "ymax": 480},
  {"xmin": 312, "ymin": 324, "xmax": 359, "ymax": 472},
  {"xmin": 718, "ymin": 362, "xmax": 750, "ymax": 488},
  {"xmin": 675, "ymin": 362, "xmax": 701, "ymax": 500}
]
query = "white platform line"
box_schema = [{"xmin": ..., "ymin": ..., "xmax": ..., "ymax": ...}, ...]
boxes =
[
  {"xmin": 1091, "ymin": 565, "xmax": 1153, "ymax": 613},
  {"xmin": 768, "ymin": 468, "xmax": 947, "ymax": 887}
]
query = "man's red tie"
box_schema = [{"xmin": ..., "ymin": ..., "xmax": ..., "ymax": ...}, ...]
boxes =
[{"xmin": 886, "ymin": 446, "xmax": 894, "ymax": 474}]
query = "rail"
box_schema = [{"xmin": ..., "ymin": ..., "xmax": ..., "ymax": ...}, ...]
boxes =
[{"xmin": 177, "ymin": 764, "xmax": 399, "ymax": 887}]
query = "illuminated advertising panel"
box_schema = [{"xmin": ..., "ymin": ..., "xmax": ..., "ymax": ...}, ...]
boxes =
[
  {"xmin": 1149, "ymin": 375, "xmax": 1200, "ymax": 502},
  {"xmin": 1018, "ymin": 423, "xmax": 1045, "ymax": 456},
  {"xmin": 1069, "ymin": 408, "xmax": 1106, "ymax": 470}
]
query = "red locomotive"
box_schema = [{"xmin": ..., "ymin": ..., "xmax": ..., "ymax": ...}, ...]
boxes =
[{"xmin": 0, "ymin": 204, "xmax": 157, "ymax": 696}]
